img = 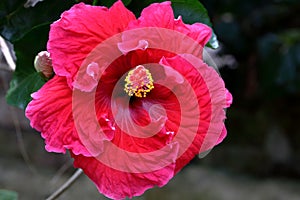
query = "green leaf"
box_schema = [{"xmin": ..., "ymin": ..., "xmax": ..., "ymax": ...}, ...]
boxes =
[
  {"xmin": 6, "ymin": 73, "xmax": 45, "ymax": 109},
  {"xmin": 171, "ymin": 0, "xmax": 211, "ymax": 25},
  {"xmin": 0, "ymin": 0, "xmax": 74, "ymax": 42},
  {"xmin": 0, "ymin": 189, "xmax": 18, "ymax": 200},
  {"xmin": 6, "ymin": 25, "xmax": 49, "ymax": 109}
]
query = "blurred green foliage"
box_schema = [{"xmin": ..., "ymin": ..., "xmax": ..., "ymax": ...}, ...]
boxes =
[
  {"xmin": 0, "ymin": 189, "xmax": 18, "ymax": 200},
  {"xmin": 1, "ymin": 0, "xmax": 74, "ymax": 109},
  {"xmin": 0, "ymin": 0, "xmax": 74, "ymax": 42},
  {"xmin": 5, "ymin": 26, "xmax": 49, "ymax": 109}
]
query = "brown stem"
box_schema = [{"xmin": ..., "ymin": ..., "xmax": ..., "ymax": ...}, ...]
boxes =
[{"xmin": 46, "ymin": 169, "xmax": 83, "ymax": 200}]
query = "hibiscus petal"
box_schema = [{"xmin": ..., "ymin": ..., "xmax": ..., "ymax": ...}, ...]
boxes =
[
  {"xmin": 216, "ymin": 125, "xmax": 227, "ymax": 145},
  {"xmin": 107, "ymin": 96, "xmax": 178, "ymax": 153},
  {"xmin": 225, "ymin": 88, "xmax": 233, "ymax": 108},
  {"xmin": 47, "ymin": 1, "xmax": 136, "ymax": 87},
  {"xmin": 25, "ymin": 1, "xmax": 233, "ymax": 199},
  {"xmin": 174, "ymin": 18, "xmax": 212, "ymax": 48},
  {"xmin": 72, "ymin": 153, "xmax": 176, "ymax": 200},
  {"xmin": 159, "ymin": 54, "xmax": 231, "ymax": 173},
  {"xmin": 131, "ymin": 2, "xmax": 174, "ymax": 28},
  {"xmin": 25, "ymin": 76, "xmax": 90, "ymax": 156},
  {"xmin": 72, "ymin": 87, "xmax": 115, "ymax": 157},
  {"xmin": 124, "ymin": 1, "xmax": 212, "ymax": 49},
  {"xmin": 73, "ymin": 62, "xmax": 101, "ymax": 92}
]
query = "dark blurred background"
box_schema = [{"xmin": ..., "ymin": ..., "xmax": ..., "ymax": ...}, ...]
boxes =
[
  {"xmin": 200, "ymin": 0, "xmax": 300, "ymax": 178},
  {"xmin": 1, "ymin": 0, "xmax": 300, "ymax": 199}
]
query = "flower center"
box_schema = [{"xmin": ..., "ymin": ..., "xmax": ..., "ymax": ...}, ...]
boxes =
[{"xmin": 124, "ymin": 65, "xmax": 154, "ymax": 98}]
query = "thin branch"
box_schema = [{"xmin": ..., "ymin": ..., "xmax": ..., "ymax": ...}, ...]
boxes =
[
  {"xmin": 1, "ymin": 25, "xmax": 83, "ymax": 200},
  {"xmin": 46, "ymin": 169, "xmax": 83, "ymax": 200},
  {"xmin": 11, "ymin": 106, "xmax": 38, "ymax": 174},
  {"xmin": 50, "ymin": 160, "xmax": 73, "ymax": 185},
  {"xmin": 0, "ymin": 67, "xmax": 37, "ymax": 174}
]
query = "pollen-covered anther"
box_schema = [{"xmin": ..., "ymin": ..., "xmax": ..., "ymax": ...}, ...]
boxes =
[{"xmin": 124, "ymin": 65, "xmax": 154, "ymax": 98}]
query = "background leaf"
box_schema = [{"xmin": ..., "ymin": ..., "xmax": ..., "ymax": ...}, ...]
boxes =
[
  {"xmin": 5, "ymin": 25, "xmax": 49, "ymax": 109},
  {"xmin": 98, "ymin": 0, "xmax": 132, "ymax": 7},
  {"xmin": 6, "ymin": 73, "xmax": 45, "ymax": 109},
  {"xmin": 0, "ymin": 189, "xmax": 18, "ymax": 200},
  {"xmin": 0, "ymin": 0, "xmax": 73, "ymax": 42},
  {"xmin": 171, "ymin": 0, "xmax": 211, "ymax": 25}
]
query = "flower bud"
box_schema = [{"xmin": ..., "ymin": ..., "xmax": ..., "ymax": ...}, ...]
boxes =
[{"xmin": 34, "ymin": 51, "xmax": 53, "ymax": 79}]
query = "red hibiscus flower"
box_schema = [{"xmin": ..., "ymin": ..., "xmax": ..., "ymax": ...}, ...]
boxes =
[{"xmin": 25, "ymin": 1, "xmax": 232, "ymax": 199}]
